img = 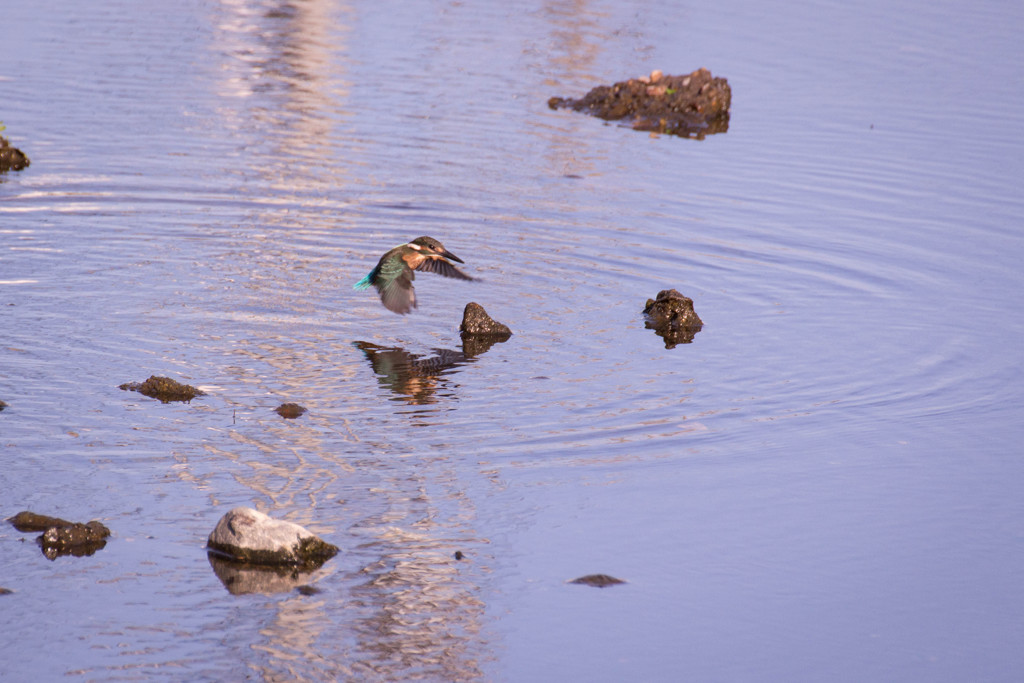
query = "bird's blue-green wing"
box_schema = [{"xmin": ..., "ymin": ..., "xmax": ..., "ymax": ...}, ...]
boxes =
[{"xmin": 376, "ymin": 257, "xmax": 417, "ymax": 314}]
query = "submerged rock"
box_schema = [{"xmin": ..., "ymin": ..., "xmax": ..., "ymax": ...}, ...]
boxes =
[
  {"xmin": 643, "ymin": 289, "xmax": 703, "ymax": 348},
  {"xmin": 275, "ymin": 403, "xmax": 307, "ymax": 419},
  {"xmin": 207, "ymin": 507, "xmax": 338, "ymax": 569},
  {"xmin": 0, "ymin": 135, "xmax": 30, "ymax": 172},
  {"xmin": 569, "ymin": 574, "xmax": 626, "ymax": 588},
  {"xmin": 8, "ymin": 510, "xmax": 111, "ymax": 559},
  {"xmin": 119, "ymin": 375, "xmax": 205, "ymax": 403},
  {"xmin": 548, "ymin": 68, "xmax": 731, "ymax": 139}
]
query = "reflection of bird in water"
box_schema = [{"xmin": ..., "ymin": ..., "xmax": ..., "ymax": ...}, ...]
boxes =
[
  {"xmin": 354, "ymin": 236, "xmax": 474, "ymax": 314},
  {"xmin": 353, "ymin": 342, "xmax": 467, "ymax": 405}
]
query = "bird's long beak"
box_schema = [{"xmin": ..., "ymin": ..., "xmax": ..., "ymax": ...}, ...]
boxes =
[{"xmin": 442, "ymin": 250, "xmax": 464, "ymax": 264}]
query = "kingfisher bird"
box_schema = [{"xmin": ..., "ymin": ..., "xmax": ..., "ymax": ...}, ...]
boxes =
[{"xmin": 354, "ymin": 236, "xmax": 474, "ymax": 314}]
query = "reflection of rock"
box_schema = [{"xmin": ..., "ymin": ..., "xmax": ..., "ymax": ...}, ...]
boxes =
[
  {"xmin": 207, "ymin": 507, "xmax": 338, "ymax": 569},
  {"xmin": 569, "ymin": 574, "xmax": 626, "ymax": 588},
  {"xmin": 8, "ymin": 510, "xmax": 111, "ymax": 560},
  {"xmin": 0, "ymin": 400, "xmax": 7, "ymax": 411},
  {"xmin": 207, "ymin": 552, "xmax": 317, "ymax": 595},
  {"xmin": 643, "ymin": 289, "xmax": 703, "ymax": 348},
  {"xmin": 549, "ymin": 68, "xmax": 731, "ymax": 139},
  {"xmin": 0, "ymin": 135, "xmax": 30, "ymax": 172},
  {"xmin": 275, "ymin": 402, "xmax": 307, "ymax": 419},
  {"xmin": 119, "ymin": 375, "xmax": 205, "ymax": 403}
]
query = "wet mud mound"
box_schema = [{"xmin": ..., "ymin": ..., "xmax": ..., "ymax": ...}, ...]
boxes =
[{"xmin": 549, "ymin": 68, "xmax": 731, "ymax": 139}]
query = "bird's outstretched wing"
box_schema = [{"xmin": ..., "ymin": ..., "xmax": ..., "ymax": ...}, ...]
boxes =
[
  {"xmin": 416, "ymin": 257, "xmax": 474, "ymax": 281},
  {"xmin": 375, "ymin": 258, "xmax": 417, "ymax": 314}
]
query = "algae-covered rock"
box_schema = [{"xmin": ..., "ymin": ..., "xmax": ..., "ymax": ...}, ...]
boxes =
[
  {"xmin": 643, "ymin": 289, "xmax": 703, "ymax": 348},
  {"xmin": 119, "ymin": 375, "xmax": 205, "ymax": 403},
  {"xmin": 8, "ymin": 510, "xmax": 111, "ymax": 559},
  {"xmin": 460, "ymin": 302, "xmax": 512, "ymax": 357},
  {"xmin": 207, "ymin": 507, "xmax": 338, "ymax": 569},
  {"xmin": 460, "ymin": 302, "xmax": 511, "ymax": 338},
  {"xmin": 549, "ymin": 68, "xmax": 731, "ymax": 139},
  {"xmin": 0, "ymin": 135, "xmax": 30, "ymax": 172}
]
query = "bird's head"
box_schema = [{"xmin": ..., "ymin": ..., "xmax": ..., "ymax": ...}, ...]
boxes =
[{"xmin": 408, "ymin": 236, "xmax": 464, "ymax": 263}]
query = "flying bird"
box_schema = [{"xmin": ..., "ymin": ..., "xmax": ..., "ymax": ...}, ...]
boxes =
[{"xmin": 354, "ymin": 236, "xmax": 474, "ymax": 314}]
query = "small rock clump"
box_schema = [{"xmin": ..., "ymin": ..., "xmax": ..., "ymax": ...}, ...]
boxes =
[
  {"xmin": 0, "ymin": 135, "xmax": 30, "ymax": 173},
  {"xmin": 548, "ymin": 67, "xmax": 731, "ymax": 139},
  {"xmin": 119, "ymin": 375, "xmax": 205, "ymax": 403},
  {"xmin": 8, "ymin": 511, "xmax": 111, "ymax": 559},
  {"xmin": 207, "ymin": 507, "xmax": 338, "ymax": 569},
  {"xmin": 643, "ymin": 289, "xmax": 703, "ymax": 348}
]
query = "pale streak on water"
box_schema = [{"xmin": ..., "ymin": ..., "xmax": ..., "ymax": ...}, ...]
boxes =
[{"xmin": 2, "ymin": 0, "xmax": 1024, "ymax": 680}]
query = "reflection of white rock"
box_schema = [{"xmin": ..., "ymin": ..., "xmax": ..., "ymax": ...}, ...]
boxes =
[
  {"xmin": 207, "ymin": 553, "xmax": 316, "ymax": 595},
  {"xmin": 207, "ymin": 507, "xmax": 339, "ymax": 567}
]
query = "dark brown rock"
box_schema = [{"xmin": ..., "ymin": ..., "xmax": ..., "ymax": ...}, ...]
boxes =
[
  {"xmin": 8, "ymin": 511, "xmax": 75, "ymax": 532},
  {"xmin": 8, "ymin": 511, "xmax": 111, "ymax": 559},
  {"xmin": 460, "ymin": 302, "xmax": 511, "ymax": 338},
  {"xmin": 275, "ymin": 403, "xmax": 307, "ymax": 419},
  {"xmin": 119, "ymin": 375, "xmax": 205, "ymax": 403},
  {"xmin": 0, "ymin": 135, "xmax": 30, "ymax": 172},
  {"xmin": 643, "ymin": 289, "xmax": 703, "ymax": 348},
  {"xmin": 39, "ymin": 521, "xmax": 111, "ymax": 558},
  {"xmin": 569, "ymin": 574, "xmax": 626, "ymax": 588},
  {"xmin": 549, "ymin": 68, "xmax": 731, "ymax": 139}
]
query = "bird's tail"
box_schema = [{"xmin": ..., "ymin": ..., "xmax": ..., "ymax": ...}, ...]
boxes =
[{"xmin": 353, "ymin": 272, "xmax": 373, "ymax": 290}]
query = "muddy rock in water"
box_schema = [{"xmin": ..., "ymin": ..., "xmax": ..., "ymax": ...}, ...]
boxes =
[
  {"xmin": 0, "ymin": 135, "xmax": 30, "ymax": 173},
  {"xmin": 207, "ymin": 507, "xmax": 338, "ymax": 569},
  {"xmin": 643, "ymin": 289, "xmax": 703, "ymax": 348},
  {"xmin": 460, "ymin": 302, "xmax": 512, "ymax": 338},
  {"xmin": 275, "ymin": 403, "xmax": 307, "ymax": 419},
  {"xmin": 548, "ymin": 67, "xmax": 731, "ymax": 139},
  {"xmin": 569, "ymin": 573, "xmax": 626, "ymax": 588},
  {"xmin": 119, "ymin": 375, "xmax": 205, "ymax": 403},
  {"xmin": 8, "ymin": 510, "xmax": 111, "ymax": 559},
  {"xmin": 460, "ymin": 302, "xmax": 512, "ymax": 356}
]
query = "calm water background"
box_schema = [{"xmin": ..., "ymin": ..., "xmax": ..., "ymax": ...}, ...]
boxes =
[{"xmin": 3, "ymin": 0, "xmax": 1024, "ymax": 680}]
